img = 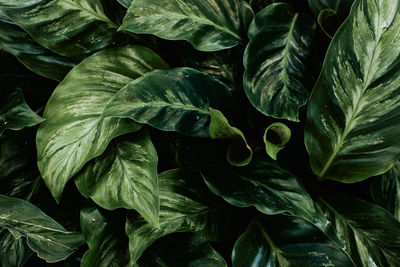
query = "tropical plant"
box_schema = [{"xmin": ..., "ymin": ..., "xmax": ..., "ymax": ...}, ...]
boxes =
[{"xmin": 0, "ymin": 0, "xmax": 400, "ymax": 266}]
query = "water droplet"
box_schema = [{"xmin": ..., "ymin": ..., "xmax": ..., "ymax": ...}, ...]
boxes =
[{"xmin": 91, "ymin": 218, "xmax": 96, "ymax": 222}]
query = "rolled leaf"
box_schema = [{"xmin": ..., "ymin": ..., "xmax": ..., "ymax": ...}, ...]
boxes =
[
  {"xmin": 305, "ymin": 0, "xmax": 400, "ymax": 182},
  {"xmin": 308, "ymin": 0, "xmax": 354, "ymax": 17},
  {"xmin": 119, "ymin": 0, "xmax": 253, "ymax": 52},
  {"xmin": 0, "ymin": 194, "xmax": 84, "ymax": 262},
  {"xmin": 318, "ymin": 195, "xmax": 400, "ymax": 267},
  {"xmin": 232, "ymin": 215, "xmax": 355, "ymax": 267},
  {"xmin": 104, "ymin": 68, "xmax": 238, "ymax": 138},
  {"xmin": 36, "ymin": 45, "xmax": 168, "ymax": 202},
  {"xmin": 263, "ymin": 122, "xmax": 291, "ymax": 160},
  {"xmin": 75, "ymin": 130, "xmax": 159, "ymax": 226},
  {"xmin": 0, "ymin": 0, "xmax": 118, "ymax": 58},
  {"xmin": 243, "ymin": 3, "xmax": 316, "ymax": 121}
]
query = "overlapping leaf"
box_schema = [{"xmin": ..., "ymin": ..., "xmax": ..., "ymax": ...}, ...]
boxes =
[
  {"xmin": 119, "ymin": 0, "xmax": 254, "ymax": 51},
  {"xmin": 75, "ymin": 130, "xmax": 159, "ymax": 226},
  {"xmin": 0, "ymin": 0, "xmax": 118, "ymax": 58},
  {"xmin": 0, "ymin": 229, "xmax": 32, "ymax": 267},
  {"xmin": 318, "ymin": 195, "xmax": 400, "ymax": 267},
  {"xmin": 104, "ymin": 67, "xmax": 239, "ymax": 138},
  {"xmin": 232, "ymin": 215, "xmax": 355, "ymax": 266},
  {"xmin": 308, "ymin": 0, "xmax": 354, "ymax": 17},
  {"xmin": 0, "ymin": 195, "xmax": 84, "ymax": 262},
  {"xmin": 36, "ymin": 45, "xmax": 168, "ymax": 202},
  {"xmin": 305, "ymin": 0, "xmax": 400, "ymax": 182},
  {"xmin": 243, "ymin": 3, "xmax": 316, "ymax": 121}
]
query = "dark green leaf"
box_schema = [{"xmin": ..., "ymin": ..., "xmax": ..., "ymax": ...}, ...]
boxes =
[
  {"xmin": 75, "ymin": 130, "xmax": 159, "ymax": 226},
  {"xmin": 243, "ymin": 3, "xmax": 316, "ymax": 121},
  {"xmin": 119, "ymin": 0, "xmax": 254, "ymax": 52},
  {"xmin": 371, "ymin": 161, "xmax": 400, "ymax": 221},
  {"xmin": 232, "ymin": 215, "xmax": 355, "ymax": 267},
  {"xmin": 125, "ymin": 169, "xmax": 229, "ymax": 264},
  {"xmin": 117, "ymin": 0, "xmax": 131, "ymax": 9},
  {"xmin": 104, "ymin": 68, "xmax": 238, "ymax": 138},
  {"xmin": 0, "ymin": 0, "xmax": 118, "ymax": 58},
  {"xmin": 0, "ymin": 194, "xmax": 84, "ymax": 262},
  {"xmin": 36, "ymin": 45, "xmax": 167, "ymax": 202},
  {"xmin": 80, "ymin": 207, "xmax": 130, "ymax": 267},
  {"xmin": 308, "ymin": 0, "xmax": 354, "ymax": 17},
  {"xmin": 264, "ymin": 122, "xmax": 291, "ymax": 160},
  {"xmin": 209, "ymin": 108, "xmax": 252, "ymax": 166},
  {"xmin": 0, "ymin": 229, "xmax": 32, "ymax": 267},
  {"xmin": 318, "ymin": 195, "xmax": 400, "ymax": 267},
  {"xmin": 305, "ymin": 0, "xmax": 400, "ymax": 182},
  {"xmin": 0, "ymin": 87, "xmax": 44, "ymax": 136}
]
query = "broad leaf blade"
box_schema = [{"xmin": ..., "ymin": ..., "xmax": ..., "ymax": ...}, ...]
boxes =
[
  {"xmin": 126, "ymin": 169, "xmax": 229, "ymax": 264},
  {"xmin": 0, "ymin": 195, "xmax": 84, "ymax": 263},
  {"xmin": 0, "ymin": 0, "xmax": 118, "ymax": 58},
  {"xmin": 117, "ymin": 0, "xmax": 132, "ymax": 9},
  {"xmin": 119, "ymin": 0, "xmax": 253, "ymax": 52},
  {"xmin": 80, "ymin": 207, "xmax": 130, "ymax": 267},
  {"xmin": 0, "ymin": 229, "xmax": 32, "ymax": 267},
  {"xmin": 36, "ymin": 45, "xmax": 168, "ymax": 202},
  {"xmin": 371, "ymin": 161, "xmax": 400, "ymax": 221},
  {"xmin": 104, "ymin": 68, "xmax": 238, "ymax": 138},
  {"xmin": 232, "ymin": 215, "xmax": 355, "ymax": 267},
  {"xmin": 243, "ymin": 3, "xmax": 316, "ymax": 121},
  {"xmin": 75, "ymin": 130, "xmax": 159, "ymax": 226},
  {"xmin": 318, "ymin": 195, "xmax": 400, "ymax": 267},
  {"xmin": 305, "ymin": 0, "xmax": 400, "ymax": 182}
]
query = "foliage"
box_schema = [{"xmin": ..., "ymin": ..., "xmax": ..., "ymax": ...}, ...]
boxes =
[{"xmin": 0, "ymin": 0, "xmax": 400, "ymax": 266}]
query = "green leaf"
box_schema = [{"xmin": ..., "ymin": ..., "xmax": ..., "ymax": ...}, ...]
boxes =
[
  {"xmin": 263, "ymin": 122, "xmax": 291, "ymax": 160},
  {"xmin": 318, "ymin": 195, "xmax": 400, "ymax": 267},
  {"xmin": 80, "ymin": 207, "xmax": 130, "ymax": 267},
  {"xmin": 0, "ymin": 87, "xmax": 44, "ymax": 136},
  {"xmin": 119, "ymin": 0, "xmax": 254, "ymax": 52},
  {"xmin": 371, "ymin": 161, "xmax": 400, "ymax": 221},
  {"xmin": 308, "ymin": 0, "xmax": 354, "ymax": 17},
  {"xmin": 138, "ymin": 233, "xmax": 227, "ymax": 267},
  {"xmin": 0, "ymin": 229, "xmax": 33, "ymax": 267},
  {"xmin": 0, "ymin": 11, "xmax": 75, "ymax": 81},
  {"xmin": 232, "ymin": 215, "xmax": 355, "ymax": 267},
  {"xmin": 243, "ymin": 3, "xmax": 316, "ymax": 121},
  {"xmin": 305, "ymin": 0, "xmax": 400, "ymax": 182},
  {"xmin": 0, "ymin": 0, "xmax": 118, "ymax": 58},
  {"xmin": 209, "ymin": 108, "xmax": 252, "ymax": 166},
  {"xmin": 125, "ymin": 169, "xmax": 229, "ymax": 264},
  {"xmin": 0, "ymin": 194, "xmax": 84, "ymax": 263},
  {"xmin": 117, "ymin": 0, "xmax": 132, "ymax": 9},
  {"xmin": 104, "ymin": 68, "xmax": 238, "ymax": 138},
  {"xmin": 75, "ymin": 130, "xmax": 159, "ymax": 226},
  {"xmin": 36, "ymin": 45, "xmax": 168, "ymax": 202}
]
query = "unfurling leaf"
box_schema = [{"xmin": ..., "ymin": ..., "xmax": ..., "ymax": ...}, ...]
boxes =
[{"xmin": 263, "ymin": 122, "xmax": 291, "ymax": 160}]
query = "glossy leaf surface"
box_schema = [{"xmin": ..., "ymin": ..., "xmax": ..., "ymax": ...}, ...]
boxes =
[
  {"xmin": 0, "ymin": 194, "xmax": 84, "ymax": 262},
  {"xmin": 318, "ymin": 195, "xmax": 400, "ymax": 267},
  {"xmin": 371, "ymin": 161, "xmax": 400, "ymax": 221},
  {"xmin": 0, "ymin": 229, "xmax": 32, "ymax": 267},
  {"xmin": 305, "ymin": 0, "xmax": 400, "ymax": 182},
  {"xmin": 117, "ymin": 0, "xmax": 132, "ymax": 9},
  {"xmin": 209, "ymin": 108, "xmax": 252, "ymax": 166},
  {"xmin": 264, "ymin": 122, "xmax": 291, "ymax": 160},
  {"xmin": 0, "ymin": 0, "xmax": 118, "ymax": 58},
  {"xmin": 119, "ymin": 0, "xmax": 253, "ymax": 51},
  {"xmin": 232, "ymin": 215, "xmax": 355, "ymax": 267},
  {"xmin": 75, "ymin": 130, "xmax": 159, "ymax": 226},
  {"xmin": 104, "ymin": 68, "xmax": 238, "ymax": 138},
  {"xmin": 243, "ymin": 3, "xmax": 316, "ymax": 121},
  {"xmin": 36, "ymin": 46, "xmax": 167, "ymax": 202},
  {"xmin": 80, "ymin": 207, "xmax": 130, "ymax": 267},
  {"xmin": 126, "ymin": 169, "xmax": 228, "ymax": 264}
]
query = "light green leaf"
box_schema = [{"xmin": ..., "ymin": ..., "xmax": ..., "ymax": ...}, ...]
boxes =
[
  {"xmin": 0, "ymin": 194, "xmax": 84, "ymax": 263},
  {"xmin": 117, "ymin": 0, "xmax": 131, "ymax": 8},
  {"xmin": 119, "ymin": 0, "xmax": 253, "ymax": 52},
  {"xmin": 126, "ymin": 169, "xmax": 229, "ymax": 264},
  {"xmin": 36, "ymin": 45, "xmax": 168, "ymax": 202},
  {"xmin": 243, "ymin": 3, "xmax": 316, "ymax": 121},
  {"xmin": 0, "ymin": 88, "xmax": 44, "ymax": 136},
  {"xmin": 308, "ymin": 0, "xmax": 354, "ymax": 17},
  {"xmin": 232, "ymin": 215, "xmax": 355, "ymax": 267},
  {"xmin": 104, "ymin": 67, "xmax": 238, "ymax": 138},
  {"xmin": 318, "ymin": 195, "xmax": 400, "ymax": 267},
  {"xmin": 0, "ymin": 229, "xmax": 33, "ymax": 267},
  {"xmin": 75, "ymin": 130, "xmax": 159, "ymax": 226},
  {"xmin": 263, "ymin": 122, "xmax": 291, "ymax": 160},
  {"xmin": 371, "ymin": 161, "xmax": 400, "ymax": 221},
  {"xmin": 80, "ymin": 207, "xmax": 130, "ymax": 267},
  {"xmin": 0, "ymin": 11, "xmax": 75, "ymax": 81},
  {"xmin": 0, "ymin": 0, "xmax": 118, "ymax": 58},
  {"xmin": 305, "ymin": 0, "xmax": 400, "ymax": 182},
  {"xmin": 209, "ymin": 108, "xmax": 252, "ymax": 166}
]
